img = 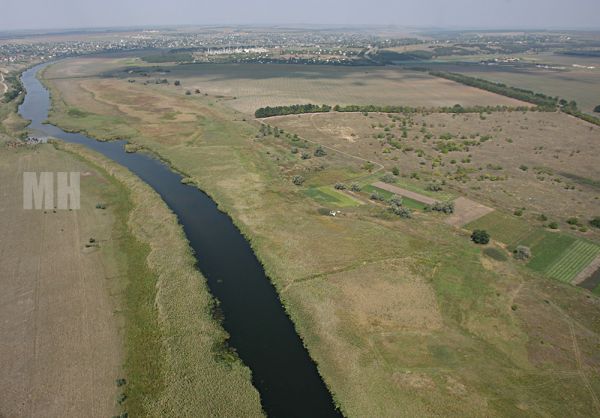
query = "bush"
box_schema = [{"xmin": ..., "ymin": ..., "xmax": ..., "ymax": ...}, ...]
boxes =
[
  {"xmin": 292, "ymin": 175, "xmax": 305, "ymax": 186},
  {"xmin": 350, "ymin": 183, "xmax": 361, "ymax": 192},
  {"xmin": 301, "ymin": 152, "xmax": 311, "ymax": 160},
  {"xmin": 425, "ymin": 201, "xmax": 455, "ymax": 214},
  {"xmin": 314, "ymin": 146, "xmax": 327, "ymax": 157},
  {"xmin": 589, "ymin": 217, "xmax": 600, "ymax": 228},
  {"xmin": 548, "ymin": 222, "xmax": 559, "ymax": 230},
  {"xmin": 513, "ymin": 245, "xmax": 531, "ymax": 260},
  {"xmin": 291, "ymin": 147, "xmax": 298, "ymax": 154},
  {"xmin": 594, "ymin": 105, "xmax": 600, "ymax": 113},
  {"xmin": 427, "ymin": 182, "xmax": 443, "ymax": 192},
  {"xmin": 389, "ymin": 195, "xmax": 403, "ymax": 206},
  {"xmin": 370, "ymin": 192, "xmax": 385, "ymax": 201},
  {"xmin": 334, "ymin": 183, "xmax": 346, "ymax": 190},
  {"xmin": 514, "ymin": 209, "xmax": 523, "ymax": 216},
  {"xmin": 471, "ymin": 229, "xmax": 490, "ymax": 245},
  {"xmin": 392, "ymin": 167, "xmax": 400, "ymax": 176},
  {"xmin": 566, "ymin": 217, "xmax": 580, "ymax": 226},
  {"xmin": 380, "ymin": 173, "xmax": 396, "ymax": 184},
  {"xmin": 391, "ymin": 204, "xmax": 412, "ymax": 218}
]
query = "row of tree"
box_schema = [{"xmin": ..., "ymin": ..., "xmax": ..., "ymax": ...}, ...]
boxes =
[
  {"xmin": 255, "ymin": 103, "xmax": 532, "ymax": 118},
  {"xmin": 428, "ymin": 71, "xmax": 559, "ymax": 110},
  {"xmin": 255, "ymin": 104, "xmax": 332, "ymax": 118}
]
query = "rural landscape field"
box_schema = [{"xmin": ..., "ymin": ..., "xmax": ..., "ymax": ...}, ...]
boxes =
[{"xmin": 1, "ymin": 2, "xmax": 600, "ymax": 417}]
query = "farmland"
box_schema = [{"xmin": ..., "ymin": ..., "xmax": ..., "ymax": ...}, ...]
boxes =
[
  {"xmin": 33, "ymin": 54, "xmax": 600, "ymax": 416},
  {"xmin": 0, "ymin": 145, "xmax": 123, "ymax": 417},
  {"xmin": 100, "ymin": 60, "xmax": 529, "ymax": 114}
]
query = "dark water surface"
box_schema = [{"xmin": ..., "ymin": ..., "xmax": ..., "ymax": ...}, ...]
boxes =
[{"xmin": 20, "ymin": 63, "xmax": 341, "ymax": 418}]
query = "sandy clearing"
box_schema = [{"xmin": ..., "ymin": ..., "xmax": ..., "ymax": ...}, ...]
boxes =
[
  {"xmin": 445, "ymin": 196, "xmax": 495, "ymax": 227},
  {"xmin": 372, "ymin": 181, "xmax": 437, "ymax": 205},
  {"xmin": 0, "ymin": 147, "xmax": 121, "ymax": 418}
]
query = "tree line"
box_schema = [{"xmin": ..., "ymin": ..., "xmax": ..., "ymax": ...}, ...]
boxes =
[
  {"xmin": 255, "ymin": 103, "xmax": 533, "ymax": 118},
  {"xmin": 255, "ymin": 104, "xmax": 332, "ymax": 118},
  {"xmin": 428, "ymin": 71, "xmax": 558, "ymax": 110}
]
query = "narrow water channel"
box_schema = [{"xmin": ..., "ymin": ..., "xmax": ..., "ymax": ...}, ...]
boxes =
[{"xmin": 19, "ymin": 62, "xmax": 342, "ymax": 418}]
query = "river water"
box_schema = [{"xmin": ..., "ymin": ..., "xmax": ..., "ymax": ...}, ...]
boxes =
[{"xmin": 19, "ymin": 62, "xmax": 341, "ymax": 418}]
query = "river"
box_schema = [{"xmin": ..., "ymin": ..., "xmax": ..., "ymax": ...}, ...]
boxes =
[{"xmin": 19, "ymin": 62, "xmax": 341, "ymax": 418}]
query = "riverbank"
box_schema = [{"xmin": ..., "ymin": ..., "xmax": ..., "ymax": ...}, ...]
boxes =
[
  {"xmin": 55, "ymin": 141, "xmax": 264, "ymax": 417},
  {"xmin": 40, "ymin": 56, "xmax": 600, "ymax": 417}
]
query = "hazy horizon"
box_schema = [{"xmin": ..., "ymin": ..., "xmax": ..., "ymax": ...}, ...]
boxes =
[{"xmin": 2, "ymin": 0, "xmax": 599, "ymax": 32}]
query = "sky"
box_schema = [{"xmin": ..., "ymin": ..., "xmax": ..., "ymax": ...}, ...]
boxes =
[{"xmin": 1, "ymin": 0, "xmax": 599, "ymax": 32}]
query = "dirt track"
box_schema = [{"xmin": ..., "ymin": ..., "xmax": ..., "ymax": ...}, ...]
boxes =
[{"xmin": 0, "ymin": 147, "xmax": 121, "ymax": 417}]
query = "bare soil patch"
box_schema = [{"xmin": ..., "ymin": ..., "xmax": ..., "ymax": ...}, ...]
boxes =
[{"xmin": 445, "ymin": 196, "xmax": 494, "ymax": 227}]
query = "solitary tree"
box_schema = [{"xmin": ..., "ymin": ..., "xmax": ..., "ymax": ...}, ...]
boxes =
[
  {"xmin": 292, "ymin": 175, "xmax": 305, "ymax": 186},
  {"xmin": 514, "ymin": 245, "xmax": 531, "ymax": 260},
  {"xmin": 471, "ymin": 229, "xmax": 490, "ymax": 245}
]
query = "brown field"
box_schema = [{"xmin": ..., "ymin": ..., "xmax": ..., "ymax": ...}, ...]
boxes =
[
  {"xmin": 47, "ymin": 57, "xmax": 529, "ymax": 115},
  {"xmin": 272, "ymin": 111, "xmax": 600, "ymax": 240},
  {"xmin": 0, "ymin": 145, "xmax": 122, "ymax": 417},
  {"xmin": 445, "ymin": 196, "xmax": 495, "ymax": 227},
  {"xmin": 39, "ymin": 56, "xmax": 600, "ymax": 417}
]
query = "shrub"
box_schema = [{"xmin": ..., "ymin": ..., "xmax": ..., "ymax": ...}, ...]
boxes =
[
  {"xmin": 566, "ymin": 217, "xmax": 580, "ymax": 226},
  {"xmin": 391, "ymin": 204, "xmax": 412, "ymax": 218},
  {"xmin": 392, "ymin": 167, "xmax": 400, "ymax": 176},
  {"xmin": 513, "ymin": 245, "xmax": 531, "ymax": 260},
  {"xmin": 589, "ymin": 217, "xmax": 600, "ymax": 228},
  {"xmin": 425, "ymin": 201, "xmax": 455, "ymax": 214},
  {"xmin": 370, "ymin": 192, "xmax": 385, "ymax": 201},
  {"xmin": 174, "ymin": 80, "xmax": 181, "ymax": 86},
  {"xmin": 514, "ymin": 209, "xmax": 523, "ymax": 216},
  {"xmin": 427, "ymin": 182, "xmax": 443, "ymax": 192},
  {"xmin": 314, "ymin": 146, "xmax": 327, "ymax": 157},
  {"xmin": 389, "ymin": 195, "xmax": 403, "ymax": 206},
  {"xmin": 291, "ymin": 147, "xmax": 298, "ymax": 154},
  {"xmin": 519, "ymin": 164, "xmax": 529, "ymax": 171},
  {"xmin": 350, "ymin": 183, "xmax": 361, "ymax": 192},
  {"xmin": 292, "ymin": 175, "xmax": 305, "ymax": 186},
  {"xmin": 538, "ymin": 214, "xmax": 548, "ymax": 222},
  {"xmin": 334, "ymin": 183, "xmax": 346, "ymax": 190},
  {"xmin": 594, "ymin": 105, "xmax": 600, "ymax": 113},
  {"xmin": 95, "ymin": 203, "xmax": 107, "ymax": 209},
  {"xmin": 548, "ymin": 222, "xmax": 559, "ymax": 230},
  {"xmin": 380, "ymin": 173, "xmax": 396, "ymax": 184},
  {"xmin": 301, "ymin": 152, "xmax": 311, "ymax": 160},
  {"xmin": 471, "ymin": 229, "xmax": 490, "ymax": 245}
]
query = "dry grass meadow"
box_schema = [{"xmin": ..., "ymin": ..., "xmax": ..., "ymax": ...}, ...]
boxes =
[
  {"xmin": 272, "ymin": 111, "xmax": 600, "ymax": 240},
  {"xmin": 37, "ymin": 56, "xmax": 600, "ymax": 417}
]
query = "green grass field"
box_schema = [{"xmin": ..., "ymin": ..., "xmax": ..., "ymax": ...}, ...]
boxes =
[
  {"xmin": 305, "ymin": 186, "xmax": 361, "ymax": 208},
  {"xmin": 544, "ymin": 240, "xmax": 600, "ymax": 282},
  {"xmin": 466, "ymin": 211, "xmax": 534, "ymax": 247},
  {"xmin": 468, "ymin": 212, "xmax": 600, "ymax": 283},
  {"xmin": 362, "ymin": 184, "xmax": 427, "ymax": 210}
]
